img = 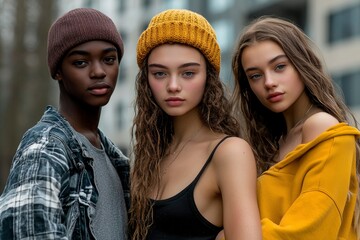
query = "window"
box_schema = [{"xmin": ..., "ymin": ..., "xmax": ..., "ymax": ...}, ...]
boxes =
[
  {"xmin": 118, "ymin": 64, "xmax": 126, "ymax": 84},
  {"xmin": 118, "ymin": 0, "xmax": 126, "ymax": 12},
  {"xmin": 142, "ymin": 0, "xmax": 151, "ymax": 9},
  {"xmin": 116, "ymin": 102, "xmax": 125, "ymax": 129},
  {"xmin": 328, "ymin": 4, "xmax": 360, "ymax": 43},
  {"xmin": 333, "ymin": 70, "xmax": 360, "ymax": 107},
  {"xmin": 211, "ymin": 19, "xmax": 234, "ymax": 52},
  {"xmin": 163, "ymin": 0, "xmax": 188, "ymax": 9},
  {"xmin": 208, "ymin": 0, "xmax": 234, "ymax": 14},
  {"xmin": 117, "ymin": 31, "xmax": 127, "ymax": 83}
]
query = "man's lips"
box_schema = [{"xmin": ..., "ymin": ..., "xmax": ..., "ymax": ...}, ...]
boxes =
[{"xmin": 88, "ymin": 83, "xmax": 112, "ymax": 95}]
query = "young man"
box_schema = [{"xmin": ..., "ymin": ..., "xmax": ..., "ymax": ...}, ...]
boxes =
[{"xmin": 0, "ymin": 8, "xmax": 129, "ymax": 239}]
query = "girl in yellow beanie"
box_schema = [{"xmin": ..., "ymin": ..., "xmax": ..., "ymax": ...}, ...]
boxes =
[{"xmin": 129, "ymin": 9, "xmax": 262, "ymax": 240}]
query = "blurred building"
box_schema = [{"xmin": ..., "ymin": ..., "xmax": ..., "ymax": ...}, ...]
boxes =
[{"xmin": 57, "ymin": 0, "xmax": 360, "ymax": 153}]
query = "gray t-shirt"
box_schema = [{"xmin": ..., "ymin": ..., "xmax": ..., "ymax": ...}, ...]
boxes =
[{"xmin": 76, "ymin": 132, "xmax": 127, "ymax": 240}]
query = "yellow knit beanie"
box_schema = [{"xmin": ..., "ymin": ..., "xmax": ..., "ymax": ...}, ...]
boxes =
[{"xmin": 137, "ymin": 9, "xmax": 220, "ymax": 73}]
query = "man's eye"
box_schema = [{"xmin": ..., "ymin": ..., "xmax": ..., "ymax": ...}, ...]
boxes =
[
  {"xmin": 73, "ymin": 60, "xmax": 87, "ymax": 67},
  {"xmin": 104, "ymin": 57, "xmax": 116, "ymax": 64}
]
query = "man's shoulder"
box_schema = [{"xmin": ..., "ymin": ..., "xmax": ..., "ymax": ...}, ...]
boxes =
[
  {"xmin": 21, "ymin": 120, "xmax": 69, "ymax": 147},
  {"xmin": 13, "ymin": 117, "xmax": 79, "ymax": 168}
]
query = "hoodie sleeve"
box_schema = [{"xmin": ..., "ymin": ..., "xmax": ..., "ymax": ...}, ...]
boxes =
[{"xmin": 259, "ymin": 132, "xmax": 358, "ymax": 240}]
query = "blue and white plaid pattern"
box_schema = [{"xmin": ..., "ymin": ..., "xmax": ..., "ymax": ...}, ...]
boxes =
[{"xmin": 0, "ymin": 106, "xmax": 130, "ymax": 239}]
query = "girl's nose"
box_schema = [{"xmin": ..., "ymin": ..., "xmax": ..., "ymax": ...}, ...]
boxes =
[
  {"xmin": 167, "ymin": 76, "xmax": 181, "ymax": 92},
  {"xmin": 264, "ymin": 73, "xmax": 277, "ymax": 88}
]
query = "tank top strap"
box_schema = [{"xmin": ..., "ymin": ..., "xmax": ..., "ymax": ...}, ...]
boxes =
[{"xmin": 192, "ymin": 135, "xmax": 232, "ymax": 184}]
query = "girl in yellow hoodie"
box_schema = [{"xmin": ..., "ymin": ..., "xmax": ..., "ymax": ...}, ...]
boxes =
[{"xmin": 228, "ymin": 16, "xmax": 360, "ymax": 240}]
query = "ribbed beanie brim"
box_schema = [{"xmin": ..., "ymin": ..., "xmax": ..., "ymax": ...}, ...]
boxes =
[
  {"xmin": 137, "ymin": 9, "xmax": 220, "ymax": 73},
  {"xmin": 47, "ymin": 8, "xmax": 124, "ymax": 79}
]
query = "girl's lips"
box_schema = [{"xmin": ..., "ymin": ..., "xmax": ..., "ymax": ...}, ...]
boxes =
[
  {"xmin": 166, "ymin": 97, "xmax": 184, "ymax": 107},
  {"xmin": 267, "ymin": 93, "xmax": 283, "ymax": 103}
]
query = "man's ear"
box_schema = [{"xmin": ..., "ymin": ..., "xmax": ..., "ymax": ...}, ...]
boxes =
[{"xmin": 54, "ymin": 72, "xmax": 62, "ymax": 81}]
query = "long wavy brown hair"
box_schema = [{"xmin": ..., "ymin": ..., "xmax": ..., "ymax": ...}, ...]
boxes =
[
  {"xmin": 129, "ymin": 54, "xmax": 240, "ymax": 240},
  {"xmin": 231, "ymin": 16, "xmax": 360, "ymax": 238}
]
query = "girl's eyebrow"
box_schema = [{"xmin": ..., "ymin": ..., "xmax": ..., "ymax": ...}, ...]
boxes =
[
  {"xmin": 244, "ymin": 54, "xmax": 287, "ymax": 72},
  {"xmin": 148, "ymin": 63, "xmax": 167, "ymax": 69},
  {"xmin": 268, "ymin": 54, "xmax": 287, "ymax": 64},
  {"xmin": 148, "ymin": 62, "xmax": 201, "ymax": 69}
]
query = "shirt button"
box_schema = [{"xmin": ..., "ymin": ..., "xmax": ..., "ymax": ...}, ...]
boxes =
[{"xmin": 76, "ymin": 162, "xmax": 84, "ymax": 170}]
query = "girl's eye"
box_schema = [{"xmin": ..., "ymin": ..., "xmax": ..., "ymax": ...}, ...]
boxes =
[
  {"xmin": 249, "ymin": 73, "xmax": 261, "ymax": 80},
  {"xmin": 153, "ymin": 72, "xmax": 167, "ymax": 78},
  {"xmin": 183, "ymin": 71, "xmax": 194, "ymax": 78},
  {"xmin": 275, "ymin": 64, "xmax": 286, "ymax": 71}
]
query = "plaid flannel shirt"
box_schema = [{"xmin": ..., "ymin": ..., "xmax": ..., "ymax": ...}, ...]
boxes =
[{"xmin": 0, "ymin": 106, "xmax": 130, "ymax": 239}]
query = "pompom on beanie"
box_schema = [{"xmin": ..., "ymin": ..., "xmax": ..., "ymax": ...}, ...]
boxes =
[
  {"xmin": 137, "ymin": 9, "xmax": 221, "ymax": 73},
  {"xmin": 47, "ymin": 8, "xmax": 124, "ymax": 79}
]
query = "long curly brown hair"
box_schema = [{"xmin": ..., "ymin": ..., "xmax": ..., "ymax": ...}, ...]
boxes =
[
  {"xmin": 231, "ymin": 16, "xmax": 360, "ymax": 238},
  {"xmin": 129, "ymin": 55, "xmax": 240, "ymax": 240}
]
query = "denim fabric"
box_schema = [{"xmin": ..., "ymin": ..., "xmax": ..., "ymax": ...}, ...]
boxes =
[{"xmin": 0, "ymin": 106, "xmax": 130, "ymax": 239}]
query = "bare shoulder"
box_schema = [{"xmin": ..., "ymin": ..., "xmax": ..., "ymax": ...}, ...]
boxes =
[
  {"xmin": 302, "ymin": 112, "xmax": 339, "ymax": 143},
  {"xmin": 215, "ymin": 136, "xmax": 253, "ymax": 153},
  {"xmin": 210, "ymin": 136, "xmax": 257, "ymax": 185},
  {"xmin": 211, "ymin": 136, "xmax": 255, "ymax": 164}
]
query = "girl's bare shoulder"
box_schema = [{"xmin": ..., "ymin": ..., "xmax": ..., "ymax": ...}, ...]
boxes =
[
  {"xmin": 210, "ymin": 136, "xmax": 255, "ymax": 164},
  {"xmin": 302, "ymin": 112, "xmax": 339, "ymax": 143}
]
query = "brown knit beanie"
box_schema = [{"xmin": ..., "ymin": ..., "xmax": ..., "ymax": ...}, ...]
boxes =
[
  {"xmin": 137, "ymin": 9, "xmax": 220, "ymax": 73},
  {"xmin": 47, "ymin": 8, "xmax": 124, "ymax": 79}
]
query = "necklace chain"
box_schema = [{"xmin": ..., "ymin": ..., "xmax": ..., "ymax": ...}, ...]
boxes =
[{"xmin": 162, "ymin": 126, "xmax": 203, "ymax": 176}]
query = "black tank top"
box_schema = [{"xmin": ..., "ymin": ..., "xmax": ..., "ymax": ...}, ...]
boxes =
[{"xmin": 146, "ymin": 136, "xmax": 231, "ymax": 240}]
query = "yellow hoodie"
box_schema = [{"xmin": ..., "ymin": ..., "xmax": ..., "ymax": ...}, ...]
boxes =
[{"xmin": 258, "ymin": 123, "xmax": 360, "ymax": 240}]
